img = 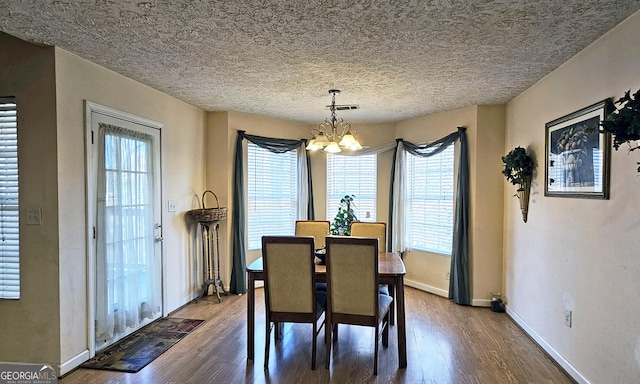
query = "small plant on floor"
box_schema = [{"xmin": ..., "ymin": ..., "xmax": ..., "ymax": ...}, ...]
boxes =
[{"xmin": 330, "ymin": 194, "xmax": 358, "ymax": 235}]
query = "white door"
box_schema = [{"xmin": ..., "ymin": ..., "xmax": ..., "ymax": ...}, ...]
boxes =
[{"xmin": 87, "ymin": 103, "xmax": 163, "ymax": 353}]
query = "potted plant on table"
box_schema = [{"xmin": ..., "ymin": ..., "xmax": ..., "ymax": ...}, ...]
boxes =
[
  {"xmin": 330, "ymin": 194, "xmax": 358, "ymax": 235},
  {"xmin": 502, "ymin": 147, "xmax": 535, "ymax": 223},
  {"xmin": 599, "ymin": 89, "xmax": 640, "ymax": 172}
]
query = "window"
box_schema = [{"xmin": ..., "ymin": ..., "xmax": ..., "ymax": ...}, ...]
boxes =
[
  {"xmin": 405, "ymin": 145, "xmax": 454, "ymax": 255},
  {"xmin": 0, "ymin": 97, "xmax": 19, "ymax": 299},
  {"xmin": 326, "ymin": 154, "xmax": 376, "ymax": 222},
  {"xmin": 247, "ymin": 143, "xmax": 297, "ymax": 250}
]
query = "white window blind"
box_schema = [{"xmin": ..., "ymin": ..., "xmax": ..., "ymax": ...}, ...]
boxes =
[
  {"xmin": 326, "ymin": 154, "xmax": 377, "ymax": 222},
  {"xmin": 0, "ymin": 97, "xmax": 19, "ymax": 299},
  {"xmin": 247, "ymin": 143, "xmax": 297, "ymax": 250},
  {"xmin": 405, "ymin": 145, "xmax": 454, "ymax": 255}
]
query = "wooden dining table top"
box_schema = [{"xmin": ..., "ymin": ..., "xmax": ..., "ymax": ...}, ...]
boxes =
[{"xmin": 246, "ymin": 251, "xmax": 406, "ymax": 276}]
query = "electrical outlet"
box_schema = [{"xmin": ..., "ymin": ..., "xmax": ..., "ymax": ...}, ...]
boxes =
[
  {"xmin": 168, "ymin": 200, "xmax": 176, "ymax": 212},
  {"xmin": 445, "ymin": 272, "xmax": 450, "ymax": 280},
  {"xmin": 564, "ymin": 309, "xmax": 572, "ymax": 327}
]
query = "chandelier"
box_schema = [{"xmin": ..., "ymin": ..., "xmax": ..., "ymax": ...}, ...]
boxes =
[{"xmin": 306, "ymin": 89, "xmax": 362, "ymax": 153}]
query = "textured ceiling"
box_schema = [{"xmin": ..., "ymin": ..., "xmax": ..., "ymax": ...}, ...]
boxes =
[{"xmin": 1, "ymin": 1, "xmax": 639, "ymax": 124}]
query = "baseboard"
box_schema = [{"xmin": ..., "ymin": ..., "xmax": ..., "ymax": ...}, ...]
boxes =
[
  {"xmin": 472, "ymin": 298, "xmax": 491, "ymax": 307},
  {"xmin": 506, "ymin": 306, "xmax": 590, "ymax": 384},
  {"xmin": 60, "ymin": 349, "xmax": 90, "ymax": 376},
  {"xmin": 405, "ymin": 279, "xmax": 448, "ymax": 297},
  {"xmin": 166, "ymin": 291, "xmax": 200, "ymax": 315}
]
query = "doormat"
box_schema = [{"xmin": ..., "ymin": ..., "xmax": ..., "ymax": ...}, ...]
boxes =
[{"xmin": 80, "ymin": 317, "xmax": 205, "ymax": 373}]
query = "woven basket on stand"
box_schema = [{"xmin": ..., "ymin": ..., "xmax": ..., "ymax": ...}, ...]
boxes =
[{"xmin": 187, "ymin": 190, "xmax": 228, "ymax": 223}]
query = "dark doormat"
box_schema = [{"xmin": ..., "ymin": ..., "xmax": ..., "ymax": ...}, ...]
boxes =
[{"xmin": 80, "ymin": 317, "xmax": 205, "ymax": 373}]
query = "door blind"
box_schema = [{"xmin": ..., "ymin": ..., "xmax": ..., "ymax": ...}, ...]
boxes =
[{"xmin": 0, "ymin": 97, "xmax": 19, "ymax": 299}]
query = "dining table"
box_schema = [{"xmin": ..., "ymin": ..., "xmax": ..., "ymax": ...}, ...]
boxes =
[{"xmin": 246, "ymin": 251, "xmax": 408, "ymax": 369}]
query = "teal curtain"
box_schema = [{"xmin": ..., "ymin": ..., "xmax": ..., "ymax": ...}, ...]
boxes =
[
  {"xmin": 229, "ymin": 131, "xmax": 313, "ymax": 294},
  {"xmin": 449, "ymin": 128, "xmax": 470, "ymax": 305},
  {"xmin": 230, "ymin": 132, "xmax": 246, "ymax": 294},
  {"xmin": 388, "ymin": 127, "xmax": 470, "ymax": 305}
]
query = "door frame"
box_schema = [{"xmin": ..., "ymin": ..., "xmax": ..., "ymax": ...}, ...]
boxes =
[{"xmin": 84, "ymin": 101, "xmax": 167, "ymax": 357}]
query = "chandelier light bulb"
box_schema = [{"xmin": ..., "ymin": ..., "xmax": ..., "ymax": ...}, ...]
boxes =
[{"xmin": 324, "ymin": 141, "xmax": 342, "ymax": 153}]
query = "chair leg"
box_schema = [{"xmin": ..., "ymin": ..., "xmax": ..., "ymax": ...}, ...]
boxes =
[
  {"xmin": 382, "ymin": 313, "xmax": 389, "ymax": 347},
  {"xmin": 389, "ymin": 285, "xmax": 395, "ymax": 325},
  {"xmin": 264, "ymin": 321, "xmax": 271, "ymax": 370},
  {"xmin": 325, "ymin": 320, "xmax": 332, "ymax": 369},
  {"xmin": 275, "ymin": 322, "xmax": 282, "ymax": 340},
  {"xmin": 373, "ymin": 324, "xmax": 379, "ymax": 376},
  {"xmin": 311, "ymin": 321, "xmax": 317, "ymax": 370},
  {"xmin": 333, "ymin": 323, "xmax": 339, "ymax": 341}
]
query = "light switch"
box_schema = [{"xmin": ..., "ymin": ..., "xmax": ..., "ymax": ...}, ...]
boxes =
[{"xmin": 26, "ymin": 208, "xmax": 42, "ymax": 225}]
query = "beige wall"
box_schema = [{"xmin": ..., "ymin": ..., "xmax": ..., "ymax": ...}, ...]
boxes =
[
  {"xmin": 474, "ymin": 105, "xmax": 506, "ymax": 300},
  {"xmin": 0, "ymin": 33, "xmax": 61, "ymax": 365},
  {"xmin": 504, "ymin": 11, "xmax": 640, "ymax": 383}
]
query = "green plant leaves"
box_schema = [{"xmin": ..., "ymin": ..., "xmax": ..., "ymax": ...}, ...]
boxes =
[
  {"xmin": 330, "ymin": 194, "xmax": 358, "ymax": 235},
  {"xmin": 501, "ymin": 147, "xmax": 534, "ymax": 187}
]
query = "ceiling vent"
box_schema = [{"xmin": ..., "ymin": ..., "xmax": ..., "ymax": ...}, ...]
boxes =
[{"xmin": 328, "ymin": 104, "xmax": 359, "ymax": 111}]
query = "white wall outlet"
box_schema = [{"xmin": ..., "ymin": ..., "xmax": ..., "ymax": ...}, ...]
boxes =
[
  {"xmin": 168, "ymin": 200, "xmax": 177, "ymax": 212},
  {"xmin": 564, "ymin": 309, "xmax": 572, "ymax": 327},
  {"xmin": 445, "ymin": 272, "xmax": 450, "ymax": 280},
  {"xmin": 26, "ymin": 208, "xmax": 42, "ymax": 226}
]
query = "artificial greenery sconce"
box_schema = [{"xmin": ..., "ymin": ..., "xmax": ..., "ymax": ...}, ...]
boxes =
[
  {"xmin": 330, "ymin": 194, "xmax": 358, "ymax": 235},
  {"xmin": 599, "ymin": 89, "xmax": 640, "ymax": 172},
  {"xmin": 502, "ymin": 147, "xmax": 535, "ymax": 222}
]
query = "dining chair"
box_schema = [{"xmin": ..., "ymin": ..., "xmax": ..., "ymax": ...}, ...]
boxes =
[
  {"xmin": 295, "ymin": 220, "xmax": 330, "ymax": 249},
  {"xmin": 262, "ymin": 236, "xmax": 327, "ymax": 370},
  {"xmin": 324, "ymin": 236, "xmax": 393, "ymax": 375},
  {"xmin": 350, "ymin": 222, "xmax": 387, "ymax": 252},
  {"xmin": 350, "ymin": 221, "xmax": 395, "ymax": 324},
  {"xmin": 296, "ymin": 220, "xmax": 331, "ymax": 290}
]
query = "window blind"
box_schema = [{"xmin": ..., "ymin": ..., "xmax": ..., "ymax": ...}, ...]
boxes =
[
  {"xmin": 326, "ymin": 154, "xmax": 377, "ymax": 222},
  {"xmin": 405, "ymin": 145, "xmax": 454, "ymax": 255},
  {"xmin": 247, "ymin": 143, "xmax": 297, "ymax": 250},
  {"xmin": 0, "ymin": 97, "xmax": 19, "ymax": 299}
]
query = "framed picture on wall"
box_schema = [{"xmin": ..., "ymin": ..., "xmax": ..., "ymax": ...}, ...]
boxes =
[{"xmin": 545, "ymin": 99, "xmax": 611, "ymax": 199}]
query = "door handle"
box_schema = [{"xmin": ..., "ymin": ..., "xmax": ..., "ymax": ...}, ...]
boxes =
[{"xmin": 155, "ymin": 223, "xmax": 163, "ymax": 242}]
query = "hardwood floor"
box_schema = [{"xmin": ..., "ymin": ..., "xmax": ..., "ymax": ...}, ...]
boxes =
[{"xmin": 60, "ymin": 287, "xmax": 575, "ymax": 383}]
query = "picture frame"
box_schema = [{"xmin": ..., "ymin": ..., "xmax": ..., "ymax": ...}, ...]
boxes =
[{"xmin": 545, "ymin": 100, "xmax": 611, "ymax": 199}]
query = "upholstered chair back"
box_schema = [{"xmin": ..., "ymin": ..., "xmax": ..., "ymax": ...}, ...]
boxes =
[
  {"xmin": 263, "ymin": 236, "xmax": 316, "ymax": 313},
  {"xmin": 350, "ymin": 222, "xmax": 387, "ymax": 252},
  {"xmin": 326, "ymin": 236, "xmax": 378, "ymax": 319},
  {"xmin": 295, "ymin": 220, "xmax": 330, "ymax": 248}
]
